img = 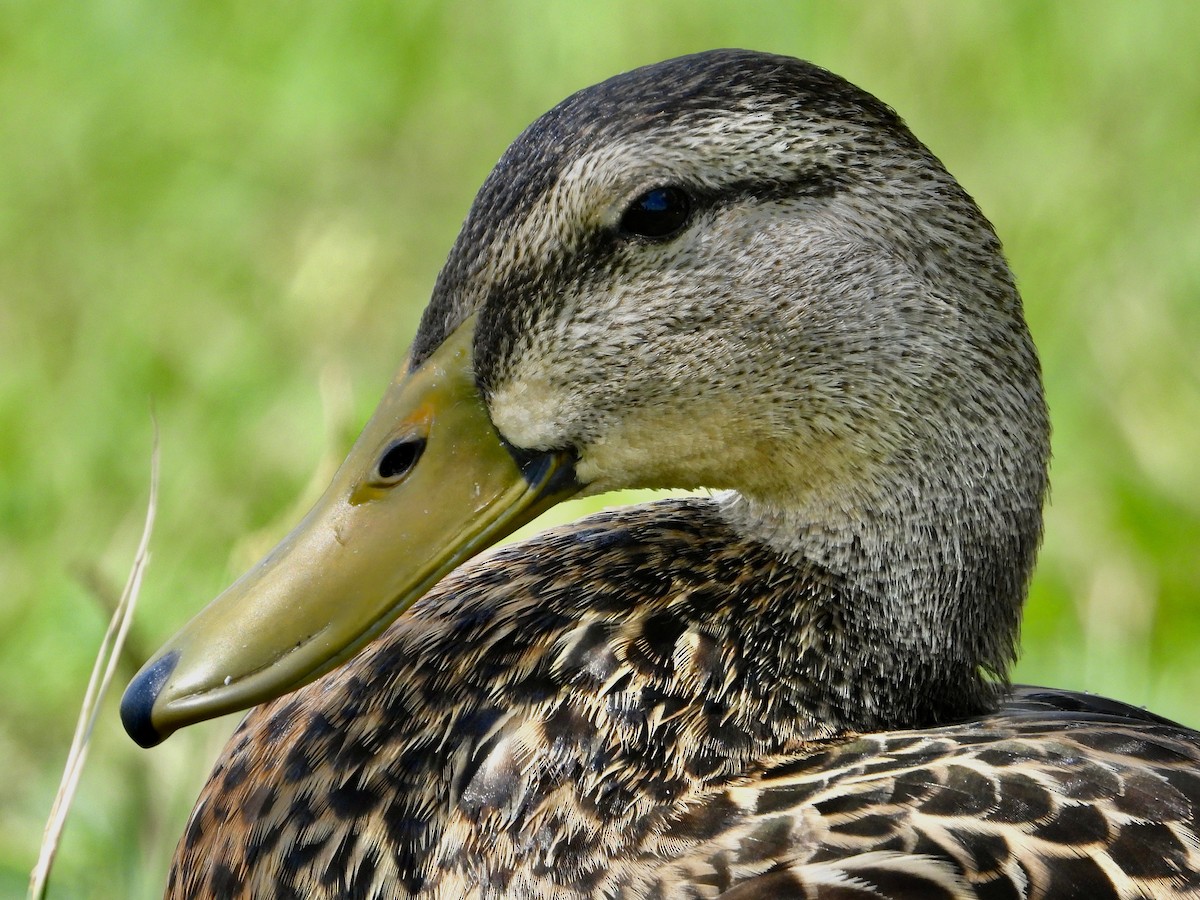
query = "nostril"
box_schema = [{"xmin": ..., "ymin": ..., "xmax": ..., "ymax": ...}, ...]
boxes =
[{"xmin": 377, "ymin": 437, "xmax": 426, "ymax": 482}]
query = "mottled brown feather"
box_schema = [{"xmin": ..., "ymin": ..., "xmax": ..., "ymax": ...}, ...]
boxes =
[{"xmin": 169, "ymin": 504, "xmax": 1200, "ymax": 899}]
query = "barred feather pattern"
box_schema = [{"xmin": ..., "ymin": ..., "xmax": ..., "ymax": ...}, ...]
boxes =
[
  {"xmin": 166, "ymin": 501, "xmax": 1200, "ymax": 900},
  {"xmin": 636, "ymin": 702, "xmax": 1200, "ymax": 899}
]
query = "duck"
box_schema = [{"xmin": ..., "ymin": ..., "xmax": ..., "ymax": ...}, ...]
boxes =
[{"xmin": 120, "ymin": 49, "xmax": 1200, "ymax": 899}]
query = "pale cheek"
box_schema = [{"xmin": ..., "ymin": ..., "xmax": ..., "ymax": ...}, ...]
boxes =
[
  {"xmin": 488, "ymin": 377, "xmax": 576, "ymax": 451},
  {"xmin": 576, "ymin": 408, "xmax": 765, "ymax": 494}
]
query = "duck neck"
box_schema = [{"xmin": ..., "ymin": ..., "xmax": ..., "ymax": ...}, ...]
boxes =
[{"xmin": 717, "ymin": 475, "xmax": 1041, "ymax": 730}]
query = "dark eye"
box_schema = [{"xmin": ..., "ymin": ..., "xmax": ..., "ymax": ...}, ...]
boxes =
[
  {"xmin": 376, "ymin": 437, "xmax": 425, "ymax": 483},
  {"xmin": 619, "ymin": 186, "xmax": 692, "ymax": 240}
]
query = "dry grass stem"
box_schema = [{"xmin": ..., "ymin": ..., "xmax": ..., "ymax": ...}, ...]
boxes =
[{"xmin": 28, "ymin": 427, "xmax": 160, "ymax": 900}]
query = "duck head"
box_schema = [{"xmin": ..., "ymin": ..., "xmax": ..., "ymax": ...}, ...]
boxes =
[{"xmin": 122, "ymin": 50, "xmax": 1048, "ymax": 747}]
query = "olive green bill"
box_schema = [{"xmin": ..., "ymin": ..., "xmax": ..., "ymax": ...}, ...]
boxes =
[{"xmin": 120, "ymin": 316, "xmax": 578, "ymax": 747}]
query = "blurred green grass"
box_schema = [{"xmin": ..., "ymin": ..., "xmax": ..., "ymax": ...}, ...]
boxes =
[{"xmin": 2, "ymin": 1, "xmax": 1198, "ymax": 896}]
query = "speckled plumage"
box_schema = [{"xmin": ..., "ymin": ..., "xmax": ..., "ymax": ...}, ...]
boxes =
[{"xmin": 163, "ymin": 51, "xmax": 1200, "ymax": 898}]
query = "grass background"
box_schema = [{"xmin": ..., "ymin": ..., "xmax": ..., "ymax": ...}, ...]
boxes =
[{"xmin": 2, "ymin": 1, "xmax": 1198, "ymax": 896}]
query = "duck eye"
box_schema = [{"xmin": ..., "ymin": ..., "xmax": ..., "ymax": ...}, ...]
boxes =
[
  {"xmin": 376, "ymin": 437, "xmax": 425, "ymax": 483},
  {"xmin": 619, "ymin": 186, "xmax": 692, "ymax": 240}
]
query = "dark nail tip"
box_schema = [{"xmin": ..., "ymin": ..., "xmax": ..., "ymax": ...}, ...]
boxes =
[{"xmin": 120, "ymin": 651, "xmax": 179, "ymax": 748}]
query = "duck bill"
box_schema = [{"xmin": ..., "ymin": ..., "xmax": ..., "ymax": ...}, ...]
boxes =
[{"xmin": 121, "ymin": 316, "xmax": 578, "ymax": 747}]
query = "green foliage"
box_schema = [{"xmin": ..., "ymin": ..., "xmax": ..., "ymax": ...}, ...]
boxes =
[{"xmin": 2, "ymin": 2, "xmax": 1197, "ymax": 895}]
